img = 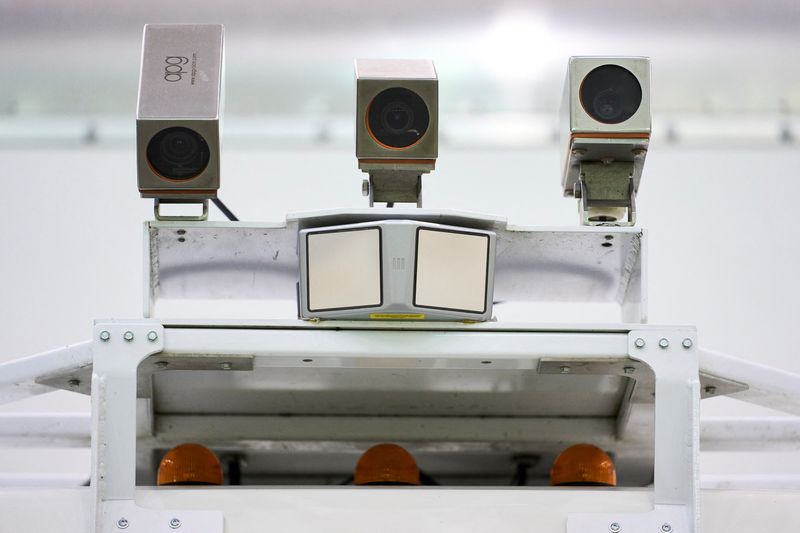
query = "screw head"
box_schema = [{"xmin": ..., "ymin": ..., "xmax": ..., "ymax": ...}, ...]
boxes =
[
  {"xmin": 220, "ymin": 362, "xmax": 233, "ymax": 370},
  {"xmin": 116, "ymin": 518, "xmax": 129, "ymax": 529},
  {"xmin": 634, "ymin": 338, "xmax": 646, "ymax": 349},
  {"xmin": 623, "ymin": 366, "xmax": 635, "ymax": 374},
  {"xmin": 147, "ymin": 330, "xmax": 158, "ymax": 342},
  {"xmin": 658, "ymin": 338, "xmax": 670, "ymax": 349},
  {"xmin": 123, "ymin": 331, "xmax": 134, "ymax": 342},
  {"xmin": 169, "ymin": 518, "xmax": 182, "ymax": 529},
  {"xmin": 99, "ymin": 330, "xmax": 111, "ymax": 342},
  {"xmin": 559, "ymin": 365, "xmax": 571, "ymax": 374},
  {"xmin": 682, "ymin": 338, "xmax": 693, "ymax": 349},
  {"xmin": 609, "ymin": 523, "xmax": 621, "ymax": 532},
  {"xmin": 661, "ymin": 523, "xmax": 672, "ymax": 533}
]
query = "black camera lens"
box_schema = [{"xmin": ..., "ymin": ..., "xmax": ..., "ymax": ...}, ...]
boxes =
[
  {"xmin": 579, "ymin": 65, "xmax": 642, "ymax": 124},
  {"xmin": 367, "ymin": 87, "xmax": 429, "ymax": 148},
  {"xmin": 146, "ymin": 127, "xmax": 210, "ymax": 180}
]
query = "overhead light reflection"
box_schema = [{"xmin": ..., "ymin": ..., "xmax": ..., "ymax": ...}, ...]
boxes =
[{"xmin": 479, "ymin": 11, "xmax": 558, "ymax": 82}]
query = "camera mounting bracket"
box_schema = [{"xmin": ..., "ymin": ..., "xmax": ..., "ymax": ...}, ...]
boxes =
[
  {"xmin": 574, "ymin": 161, "xmax": 636, "ymax": 226},
  {"xmin": 153, "ymin": 198, "xmax": 209, "ymax": 221},
  {"xmin": 359, "ymin": 160, "xmax": 435, "ymax": 207}
]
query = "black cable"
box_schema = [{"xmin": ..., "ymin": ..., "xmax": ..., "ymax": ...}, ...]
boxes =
[{"xmin": 212, "ymin": 197, "xmax": 239, "ymax": 221}]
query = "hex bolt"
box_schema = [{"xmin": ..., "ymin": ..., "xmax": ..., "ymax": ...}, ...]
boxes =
[
  {"xmin": 116, "ymin": 518, "xmax": 129, "ymax": 529},
  {"xmin": 634, "ymin": 338, "xmax": 646, "ymax": 349},
  {"xmin": 661, "ymin": 523, "xmax": 672, "ymax": 533},
  {"xmin": 632, "ymin": 148, "xmax": 648, "ymax": 157},
  {"xmin": 68, "ymin": 379, "xmax": 81, "ymax": 388},
  {"xmin": 361, "ymin": 179, "xmax": 370, "ymax": 197},
  {"xmin": 99, "ymin": 330, "xmax": 111, "ymax": 342},
  {"xmin": 169, "ymin": 518, "xmax": 182, "ymax": 529},
  {"xmin": 705, "ymin": 385, "xmax": 717, "ymax": 395},
  {"xmin": 147, "ymin": 330, "xmax": 158, "ymax": 342},
  {"xmin": 571, "ymin": 148, "xmax": 587, "ymax": 157},
  {"xmin": 559, "ymin": 365, "xmax": 571, "ymax": 374},
  {"xmin": 123, "ymin": 331, "xmax": 135, "ymax": 342},
  {"xmin": 658, "ymin": 338, "xmax": 670, "ymax": 349},
  {"xmin": 155, "ymin": 361, "xmax": 169, "ymax": 369},
  {"xmin": 623, "ymin": 366, "xmax": 635, "ymax": 374},
  {"xmin": 220, "ymin": 362, "xmax": 233, "ymax": 370},
  {"xmin": 682, "ymin": 338, "xmax": 693, "ymax": 349},
  {"xmin": 609, "ymin": 523, "xmax": 621, "ymax": 532}
]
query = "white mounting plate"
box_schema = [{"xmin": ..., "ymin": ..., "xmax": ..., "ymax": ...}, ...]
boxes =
[{"xmin": 145, "ymin": 209, "xmax": 646, "ymax": 323}]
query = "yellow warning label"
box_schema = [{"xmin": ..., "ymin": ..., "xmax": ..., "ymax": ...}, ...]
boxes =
[{"xmin": 369, "ymin": 313, "xmax": 426, "ymax": 320}]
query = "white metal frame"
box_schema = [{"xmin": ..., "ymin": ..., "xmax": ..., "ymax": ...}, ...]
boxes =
[{"xmin": 87, "ymin": 320, "xmax": 698, "ymax": 532}]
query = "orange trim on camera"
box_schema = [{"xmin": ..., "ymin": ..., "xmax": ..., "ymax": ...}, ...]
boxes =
[{"xmin": 570, "ymin": 132, "xmax": 650, "ymax": 140}]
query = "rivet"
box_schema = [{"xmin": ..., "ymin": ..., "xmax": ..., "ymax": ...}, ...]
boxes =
[
  {"xmin": 169, "ymin": 518, "xmax": 182, "ymax": 529},
  {"xmin": 116, "ymin": 518, "xmax": 129, "ymax": 529},
  {"xmin": 661, "ymin": 523, "xmax": 672, "ymax": 533},
  {"xmin": 123, "ymin": 331, "xmax": 134, "ymax": 342}
]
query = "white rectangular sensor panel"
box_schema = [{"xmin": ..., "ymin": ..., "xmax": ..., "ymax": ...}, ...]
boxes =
[
  {"xmin": 307, "ymin": 228, "xmax": 382, "ymax": 311},
  {"xmin": 414, "ymin": 229, "xmax": 490, "ymax": 313}
]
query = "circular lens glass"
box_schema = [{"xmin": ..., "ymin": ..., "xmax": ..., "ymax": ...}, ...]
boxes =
[
  {"xmin": 146, "ymin": 127, "xmax": 210, "ymax": 180},
  {"xmin": 579, "ymin": 65, "xmax": 642, "ymax": 124},
  {"xmin": 367, "ymin": 87, "xmax": 429, "ymax": 148}
]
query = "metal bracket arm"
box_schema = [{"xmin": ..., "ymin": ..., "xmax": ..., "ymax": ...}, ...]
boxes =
[
  {"xmin": 90, "ymin": 322, "xmax": 223, "ymax": 533},
  {"xmin": 575, "ymin": 161, "xmax": 636, "ymax": 226}
]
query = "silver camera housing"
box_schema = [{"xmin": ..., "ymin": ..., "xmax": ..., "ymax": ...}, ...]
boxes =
[
  {"xmin": 137, "ymin": 24, "xmax": 224, "ymax": 200},
  {"xmin": 560, "ymin": 57, "xmax": 651, "ymax": 197},
  {"xmin": 355, "ymin": 59, "xmax": 438, "ymax": 172}
]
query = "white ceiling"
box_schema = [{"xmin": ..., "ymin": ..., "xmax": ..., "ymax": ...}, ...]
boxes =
[{"xmin": 0, "ymin": 0, "xmax": 798, "ymax": 116}]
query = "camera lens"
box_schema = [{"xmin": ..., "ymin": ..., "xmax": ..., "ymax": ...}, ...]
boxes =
[
  {"xmin": 367, "ymin": 87, "xmax": 429, "ymax": 149},
  {"xmin": 146, "ymin": 127, "xmax": 210, "ymax": 180},
  {"xmin": 579, "ymin": 65, "xmax": 642, "ymax": 124}
]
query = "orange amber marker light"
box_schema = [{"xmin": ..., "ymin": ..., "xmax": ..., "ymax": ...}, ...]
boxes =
[
  {"xmin": 354, "ymin": 443, "xmax": 421, "ymax": 486},
  {"xmin": 550, "ymin": 443, "xmax": 617, "ymax": 487},
  {"xmin": 157, "ymin": 443, "xmax": 224, "ymax": 486}
]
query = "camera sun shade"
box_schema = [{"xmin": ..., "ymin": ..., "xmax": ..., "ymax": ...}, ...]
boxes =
[
  {"xmin": 136, "ymin": 24, "xmax": 224, "ymax": 216},
  {"xmin": 299, "ymin": 220, "xmax": 495, "ymax": 321},
  {"xmin": 560, "ymin": 57, "xmax": 650, "ymax": 226}
]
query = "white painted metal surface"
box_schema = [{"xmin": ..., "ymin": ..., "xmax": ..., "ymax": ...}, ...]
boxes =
[
  {"xmin": 1, "ymin": 487, "xmax": 800, "ymax": 533},
  {"xmin": 75, "ymin": 320, "xmax": 698, "ymax": 531}
]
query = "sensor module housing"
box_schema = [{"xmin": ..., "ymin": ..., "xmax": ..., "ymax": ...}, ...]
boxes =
[{"xmin": 298, "ymin": 220, "xmax": 495, "ymax": 321}]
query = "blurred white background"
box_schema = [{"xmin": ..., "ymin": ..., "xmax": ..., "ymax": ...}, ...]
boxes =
[{"xmin": 0, "ymin": 0, "xmax": 799, "ymax": 483}]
